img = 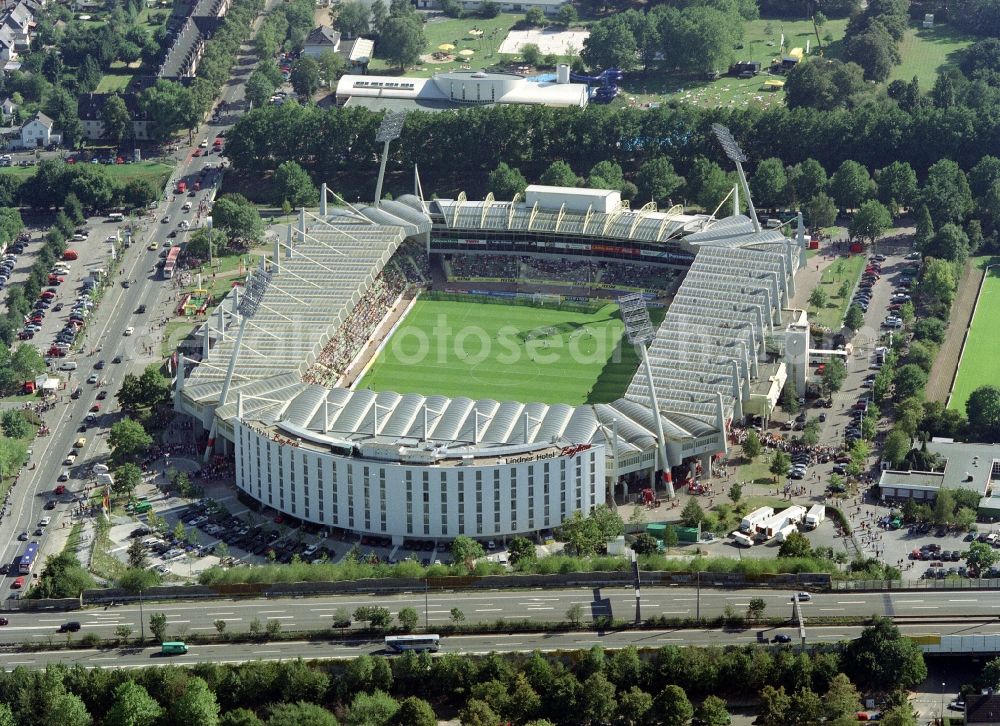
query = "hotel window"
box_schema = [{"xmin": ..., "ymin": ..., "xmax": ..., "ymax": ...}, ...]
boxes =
[
  {"xmin": 405, "ymin": 477, "xmax": 413, "ymax": 534},
  {"xmin": 346, "ymin": 464, "xmax": 354, "ymax": 529},
  {"xmin": 363, "ymin": 466, "xmax": 371, "ymax": 530},
  {"xmin": 379, "ymin": 469, "xmax": 387, "ymax": 532},
  {"xmin": 457, "ymin": 472, "xmax": 465, "ymax": 533}
]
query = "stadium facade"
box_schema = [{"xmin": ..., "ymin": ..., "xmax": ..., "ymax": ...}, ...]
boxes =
[{"xmin": 176, "ymin": 185, "xmax": 811, "ymax": 544}]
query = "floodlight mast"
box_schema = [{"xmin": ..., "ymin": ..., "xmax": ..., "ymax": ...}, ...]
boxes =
[
  {"xmin": 619, "ymin": 293, "xmax": 675, "ymax": 499},
  {"xmin": 203, "ymin": 262, "xmax": 272, "ymax": 462},
  {"xmin": 711, "ymin": 123, "xmax": 762, "ymax": 234},
  {"xmin": 373, "ymin": 111, "xmax": 406, "ymax": 207}
]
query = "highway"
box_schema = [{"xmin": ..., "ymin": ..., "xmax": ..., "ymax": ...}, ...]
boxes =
[
  {"xmin": 2, "ymin": 620, "xmax": 999, "ymax": 671},
  {"xmin": 0, "ymin": 37, "xmax": 262, "ymax": 601},
  {"xmin": 1, "ymin": 587, "xmax": 998, "ymax": 644}
]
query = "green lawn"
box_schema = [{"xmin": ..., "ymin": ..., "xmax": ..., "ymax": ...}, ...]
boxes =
[
  {"xmin": 889, "ymin": 22, "xmax": 974, "ymax": 89},
  {"xmin": 369, "ymin": 13, "xmax": 525, "ymax": 78},
  {"xmin": 358, "ymin": 298, "xmax": 645, "ymax": 405},
  {"xmin": 621, "ymin": 16, "xmax": 848, "ymax": 108},
  {"xmin": 807, "ymin": 254, "xmax": 867, "ymax": 330},
  {"xmin": 96, "ymin": 71, "xmax": 133, "ymax": 93},
  {"xmin": 0, "ymin": 161, "xmax": 172, "ymax": 187},
  {"xmin": 949, "ymin": 263, "xmax": 1000, "ymax": 411}
]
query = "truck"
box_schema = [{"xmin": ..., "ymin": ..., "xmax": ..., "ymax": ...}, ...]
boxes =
[
  {"xmin": 805, "ymin": 504, "xmax": 826, "ymax": 529},
  {"xmin": 731, "ymin": 531, "xmax": 754, "ymax": 547},
  {"xmin": 760, "ymin": 505, "xmax": 808, "ymax": 540},
  {"xmin": 740, "ymin": 506, "xmax": 774, "ymax": 533},
  {"xmin": 775, "ymin": 523, "xmax": 798, "ymax": 542}
]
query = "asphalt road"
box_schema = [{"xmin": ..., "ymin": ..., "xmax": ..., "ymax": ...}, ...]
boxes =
[
  {"xmin": 2, "ymin": 586, "xmax": 998, "ymax": 644},
  {"xmin": 3, "ymin": 619, "xmax": 1000, "ymax": 671},
  {"xmin": 0, "ymin": 34, "xmax": 266, "ymax": 601}
]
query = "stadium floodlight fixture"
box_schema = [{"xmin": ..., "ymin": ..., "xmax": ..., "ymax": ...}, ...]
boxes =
[
  {"xmin": 374, "ymin": 110, "xmax": 407, "ymax": 206},
  {"xmin": 238, "ymin": 264, "xmax": 272, "ymax": 319},
  {"xmin": 711, "ymin": 123, "xmax": 748, "ymax": 164},
  {"xmin": 617, "ymin": 293, "xmax": 674, "ymax": 498},
  {"xmin": 710, "ymin": 123, "xmax": 761, "ymax": 233},
  {"xmin": 619, "ymin": 292, "xmax": 655, "ymax": 346}
]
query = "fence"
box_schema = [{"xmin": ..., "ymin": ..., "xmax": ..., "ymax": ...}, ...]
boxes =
[{"xmin": 833, "ymin": 577, "xmax": 1000, "ymax": 591}]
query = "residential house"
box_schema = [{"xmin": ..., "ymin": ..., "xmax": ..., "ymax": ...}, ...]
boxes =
[
  {"xmin": 2, "ymin": 2, "xmax": 32, "ymax": 50},
  {"xmin": 1, "ymin": 97, "xmax": 16, "ymax": 122},
  {"xmin": 77, "ymin": 93, "xmax": 151, "ymax": 142},
  {"xmin": 19, "ymin": 111, "xmax": 60, "ymax": 147},
  {"xmin": 302, "ymin": 25, "xmax": 373, "ymax": 73},
  {"xmin": 0, "ymin": 26, "xmax": 15, "ymax": 62}
]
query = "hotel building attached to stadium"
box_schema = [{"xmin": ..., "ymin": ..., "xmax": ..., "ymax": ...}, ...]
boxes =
[{"xmin": 176, "ymin": 183, "xmax": 812, "ymax": 544}]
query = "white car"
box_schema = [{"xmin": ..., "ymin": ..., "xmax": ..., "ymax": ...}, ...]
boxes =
[
  {"xmin": 39, "ymin": 517, "xmax": 50, "ymax": 527},
  {"xmin": 123, "ymin": 327, "xmax": 134, "ymax": 336},
  {"xmin": 199, "ymin": 139, "xmax": 209, "ymax": 148},
  {"xmin": 793, "ymin": 591, "xmax": 812, "ymax": 601},
  {"xmin": 182, "ymin": 201, "xmax": 192, "ymax": 211}
]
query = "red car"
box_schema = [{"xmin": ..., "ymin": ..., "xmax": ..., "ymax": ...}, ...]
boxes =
[
  {"xmin": 54, "ymin": 485, "xmax": 66, "ymax": 495},
  {"xmin": 89, "ymin": 403, "xmax": 101, "ymax": 412}
]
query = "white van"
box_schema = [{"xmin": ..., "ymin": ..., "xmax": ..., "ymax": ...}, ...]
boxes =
[
  {"xmin": 765, "ymin": 218, "xmax": 783, "ymax": 229},
  {"xmin": 59, "ymin": 361, "xmax": 78, "ymax": 371},
  {"xmin": 108, "ymin": 212, "xmax": 124, "ymax": 222}
]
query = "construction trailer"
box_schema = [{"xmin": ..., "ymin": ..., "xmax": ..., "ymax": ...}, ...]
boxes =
[
  {"xmin": 740, "ymin": 506, "xmax": 774, "ymax": 533},
  {"xmin": 805, "ymin": 504, "xmax": 826, "ymax": 529}
]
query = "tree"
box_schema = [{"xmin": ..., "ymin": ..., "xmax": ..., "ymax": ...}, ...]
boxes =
[
  {"xmin": 654, "ymin": 684, "xmax": 694, "ymax": 726},
  {"xmin": 566, "ymin": 603, "xmax": 584, "ymax": 625},
  {"xmin": 581, "ymin": 16, "xmax": 639, "ymax": 71},
  {"xmin": 557, "ymin": 506, "xmax": 624, "ymax": 555},
  {"xmin": 460, "ymin": 699, "xmax": 501, "ymax": 726},
  {"xmin": 808, "ymin": 287, "xmax": 828, "ymax": 309},
  {"xmin": 450, "ymin": 607, "xmax": 465, "ymax": 623},
  {"xmin": 336, "ymin": 1, "xmax": 371, "ymax": 37},
  {"xmin": 752, "ymin": 157, "xmax": 789, "ymax": 209},
  {"xmin": 507, "ymin": 536, "xmax": 536, "ymax": 566},
  {"xmin": 922, "ymin": 159, "xmax": 974, "ymax": 224},
  {"xmin": 876, "ymin": 161, "xmax": 918, "ymax": 210},
  {"xmin": 267, "ymin": 702, "xmax": 338, "ymax": 726},
  {"xmin": 112, "ymin": 462, "xmax": 143, "ymax": 500},
  {"xmin": 882, "ymin": 429, "xmax": 911, "ymax": 468},
  {"xmin": 631, "ymin": 532, "xmax": 659, "ymax": 555},
  {"xmin": 122, "ymin": 178, "xmax": 157, "ymax": 210},
  {"xmin": 149, "ymin": 612, "xmax": 167, "ymax": 642},
  {"xmin": 846, "ymin": 25, "xmax": 896, "ymax": 81},
  {"xmin": 965, "ymin": 540, "xmax": 999, "ymax": 574},
  {"xmin": 101, "ymin": 94, "xmax": 131, "ymax": 145},
  {"xmin": 221, "ymin": 709, "xmax": 263, "ymax": 726},
  {"xmin": 785, "ymin": 59, "xmax": 866, "ymax": 111},
  {"xmin": 354, "ymin": 606, "xmax": 392, "ymax": 630},
  {"xmin": 778, "ymin": 531, "xmax": 813, "ymax": 558},
  {"xmin": 844, "ymin": 304, "xmax": 864, "ymax": 332},
  {"xmin": 555, "ymin": 3, "xmax": 577, "ymax": 26},
  {"xmin": 914, "ymin": 205, "xmax": 934, "ymax": 254},
  {"xmin": 967, "ymin": 385, "xmax": 1000, "ymax": 442},
  {"xmin": 126, "ymin": 538, "xmax": 148, "ymax": 570},
  {"xmin": 524, "ymin": 6, "xmax": 545, "ymax": 26},
  {"xmin": 637, "ymin": 157, "xmax": 684, "ymax": 204},
  {"xmin": 0, "ymin": 409, "xmax": 28, "ymax": 438},
  {"xmin": 245, "ymin": 69, "xmax": 276, "ymax": 110},
  {"xmin": 830, "ymin": 160, "xmax": 874, "ymax": 210},
  {"xmin": 843, "ymin": 617, "xmax": 928, "ymax": 691},
  {"xmin": 108, "ymin": 418, "xmax": 153, "ymax": 461},
  {"xmin": 390, "ymin": 697, "xmax": 436, "ymax": 726},
  {"xmin": 169, "ymin": 676, "xmax": 219, "ymax": 726},
  {"xmin": 743, "ymin": 430, "xmax": 762, "ymax": 461},
  {"xmin": 697, "ymin": 695, "xmax": 731, "ymax": 726},
  {"xmin": 290, "ymin": 57, "xmax": 321, "ymax": 99},
  {"xmin": 926, "ymin": 223, "xmax": 970, "ymax": 264},
  {"xmin": 521, "ymin": 43, "xmax": 543, "ymax": 67},
  {"xmin": 397, "ymin": 606, "xmax": 419, "ymax": 632},
  {"xmin": 822, "ymin": 358, "xmax": 848, "ymax": 394},
  {"xmin": 849, "ymin": 200, "xmax": 892, "ymax": 245},
  {"xmin": 687, "ymin": 156, "xmax": 734, "ymax": 211},
  {"xmin": 317, "ymin": 50, "xmax": 347, "ymax": 88},
  {"xmin": 758, "ymin": 685, "xmax": 791, "ymax": 726},
  {"xmin": 212, "ymin": 194, "xmax": 264, "ymax": 243},
  {"xmin": 47, "ymin": 693, "xmax": 92, "ymax": 726},
  {"xmin": 487, "ymin": 162, "xmax": 527, "ymax": 200},
  {"xmin": 788, "ymin": 687, "xmax": 825, "ymax": 725},
  {"xmin": 781, "ymin": 380, "xmax": 800, "ymax": 414},
  {"xmin": 789, "ymin": 159, "xmax": 828, "ymax": 203},
  {"xmin": 273, "ymin": 161, "xmax": 317, "ymax": 208},
  {"xmin": 728, "ymin": 481, "xmax": 742, "ymax": 505},
  {"xmin": 379, "ymin": 15, "xmax": 425, "ymax": 70},
  {"xmin": 450, "ymin": 535, "xmax": 485, "ymax": 567},
  {"xmin": 31, "ymin": 551, "xmax": 95, "ymax": 598},
  {"xmin": 680, "ymin": 498, "xmax": 705, "ymax": 527},
  {"xmin": 104, "ymin": 681, "xmax": 162, "ymax": 726},
  {"xmin": 579, "ymin": 672, "xmax": 617, "ymax": 724},
  {"xmin": 893, "ymin": 364, "xmax": 927, "ymax": 400},
  {"xmin": 982, "ymin": 657, "xmax": 1000, "ymax": 690},
  {"xmin": 803, "ymin": 192, "xmax": 837, "ymax": 229},
  {"xmin": 747, "ymin": 597, "xmax": 766, "ymax": 623},
  {"xmin": 540, "ymin": 160, "xmax": 577, "ymax": 187},
  {"xmin": 770, "ymin": 451, "xmax": 791, "ymax": 481}
]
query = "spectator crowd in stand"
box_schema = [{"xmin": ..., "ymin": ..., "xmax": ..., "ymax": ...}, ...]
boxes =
[{"xmin": 447, "ymin": 253, "xmax": 680, "ymax": 292}]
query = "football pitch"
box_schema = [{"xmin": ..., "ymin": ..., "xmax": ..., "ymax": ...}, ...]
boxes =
[
  {"xmin": 949, "ymin": 269, "xmax": 1000, "ymax": 411},
  {"xmin": 357, "ymin": 299, "xmax": 649, "ymax": 405}
]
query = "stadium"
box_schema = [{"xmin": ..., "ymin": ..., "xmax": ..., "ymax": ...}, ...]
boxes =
[{"xmin": 175, "ymin": 130, "xmax": 811, "ymax": 546}]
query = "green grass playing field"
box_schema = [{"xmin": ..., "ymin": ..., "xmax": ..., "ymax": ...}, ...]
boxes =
[
  {"xmin": 949, "ymin": 267, "xmax": 1000, "ymax": 411},
  {"xmin": 357, "ymin": 299, "xmax": 648, "ymax": 405}
]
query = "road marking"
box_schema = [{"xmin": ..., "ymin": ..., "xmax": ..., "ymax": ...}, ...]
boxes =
[
  {"xmin": 672, "ymin": 598, "xmax": 697, "ymax": 602},
  {"xmin": 475, "ymin": 608, "xmax": 502, "ymax": 612},
  {"xmin": 896, "ymin": 600, "xmax": 924, "ymax": 604},
  {"xmin": 207, "ymin": 612, "xmax": 234, "ymax": 616},
  {"xmin": 948, "ymin": 599, "xmax": 977, "ymax": 603},
  {"xmin": 264, "ymin": 616, "xmax": 294, "ymax": 619},
  {"xmin": 254, "ymin": 650, "xmax": 280, "ymax": 654},
  {"xmin": 191, "ymin": 627, "xmax": 216, "ymax": 631},
  {"xmin": 165, "ymin": 620, "xmax": 190, "ymax": 624},
  {"xmin": 524, "ymin": 607, "xmax": 554, "ymax": 611},
  {"xmin": 820, "ymin": 608, "xmax": 845, "ymax": 612},
  {"xmin": 658, "ymin": 611, "xmax": 689, "ymax": 615},
  {"xmin": 6, "ymin": 661, "xmax": 34, "ymax": 665},
  {"xmin": 658, "ymin": 638, "xmax": 684, "ymax": 641},
  {"xmin": 837, "ymin": 601, "xmax": 865, "ymax": 604},
  {"xmin": 912, "ymin": 606, "xmax": 940, "ymax": 609},
  {"xmin": 257, "ymin": 610, "xmax": 285, "ymax": 614}
]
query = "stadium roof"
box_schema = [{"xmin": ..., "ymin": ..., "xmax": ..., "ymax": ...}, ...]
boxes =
[{"xmin": 181, "ymin": 192, "xmax": 804, "ymax": 461}]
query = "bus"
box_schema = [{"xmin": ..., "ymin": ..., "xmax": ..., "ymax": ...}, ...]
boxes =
[
  {"xmin": 384, "ymin": 635, "xmax": 440, "ymax": 653},
  {"xmin": 18, "ymin": 542, "xmax": 38, "ymax": 574},
  {"xmin": 108, "ymin": 212, "xmax": 124, "ymax": 223},
  {"xmin": 161, "ymin": 641, "xmax": 188, "ymax": 655}
]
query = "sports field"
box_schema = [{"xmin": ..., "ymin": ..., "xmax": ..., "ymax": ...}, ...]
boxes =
[
  {"xmin": 358, "ymin": 298, "xmax": 648, "ymax": 405},
  {"xmin": 948, "ymin": 267, "xmax": 1000, "ymax": 411}
]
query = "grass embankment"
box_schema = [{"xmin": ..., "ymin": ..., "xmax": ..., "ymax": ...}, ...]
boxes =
[
  {"xmin": 948, "ymin": 263, "xmax": 1000, "ymax": 411},
  {"xmin": 359, "ymin": 298, "xmax": 645, "ymax": 405},
  {"xmin": 90, "ymin": 516, "xmax": 125, "ymax": 581},
  {"xmin": 807, "ymin": 254, "xmax": 867, "ymax": 330},
  {"xmin": 888, "ymin": 22, "xmax": 974, "ymax": 88}
]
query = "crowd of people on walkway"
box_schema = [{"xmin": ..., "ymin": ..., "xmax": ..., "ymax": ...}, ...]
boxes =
[{"xmin": 728, "ymin": 425, "xmax": 842, "ymax": 464}]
